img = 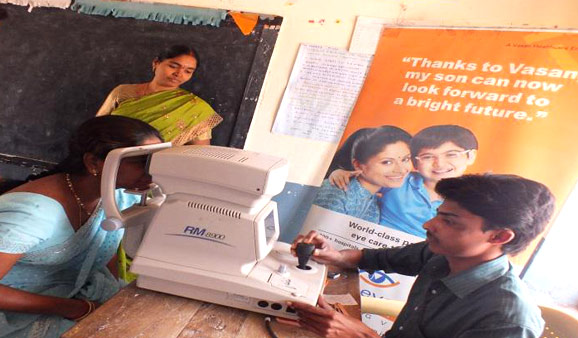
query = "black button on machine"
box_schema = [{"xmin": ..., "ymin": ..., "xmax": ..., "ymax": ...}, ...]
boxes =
[
  {"xmin": 257, "ymin": 301, "xmax": 269, "ymax": 308},
  {"xmin": 271, "ymin": 303, "xmax": 283, "ymax": 310}
]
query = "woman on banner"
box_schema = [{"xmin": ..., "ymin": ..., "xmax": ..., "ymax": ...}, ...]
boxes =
[
  {"xmin": 328, "ymin": 124, "xmax": 478, "ymax": 237},
  {"xmin": 313, "ymin": 126, "xmax": 412, "ymax": 223},
  {"xmin": 0, "ymin": 116, "xmax": 162, "ymax": 338},
  {"xmin": 96, "ymin": 44, "xmax": 222, "ymax": 146}
]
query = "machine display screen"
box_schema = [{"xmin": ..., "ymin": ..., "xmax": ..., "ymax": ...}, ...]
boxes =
[{"xmin": 264, "ymin": 211, "xmax": 276, "ymax": 243}]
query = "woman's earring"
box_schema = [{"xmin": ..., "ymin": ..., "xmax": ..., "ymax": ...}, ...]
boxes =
[{"xmin": 92, "ymin": 171, "xmax": 99, "ymax": 177}]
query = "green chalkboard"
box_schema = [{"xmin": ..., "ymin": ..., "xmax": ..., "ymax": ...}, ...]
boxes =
[{"xmin": 0, "ymin": 4, "xmax": 280, "ymax": 180}]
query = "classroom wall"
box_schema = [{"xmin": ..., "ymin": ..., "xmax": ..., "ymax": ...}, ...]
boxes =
[
  {"xmin": 145, "ymin": 0, "xmax": 578, "ymax": 267},
  {"xmin": 153, "ymin": 0, "xmax": 578, "ymax": 186},
  {"xmin": 80, "ymin": 0, "xmax": 577, "ymax": 307},
  {"xmin": 2, "ymin": 0, "xmax": 575, "ymax": 308},
  {"xmin": 7, "ymin": 0, "xmax": 571, "ymax": 265}
]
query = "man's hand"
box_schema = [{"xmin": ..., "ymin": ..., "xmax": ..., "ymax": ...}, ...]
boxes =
[
  {"xmin": 285, "ymin": 296, "xmax": 380, "ymax": 338},
  {"xmin": 291, "ymin": 231, "xmax": 343, "ymax": 266},
  {"xmin": 291, "ymin": 231, "xmax": 363, "ymax": 269}
]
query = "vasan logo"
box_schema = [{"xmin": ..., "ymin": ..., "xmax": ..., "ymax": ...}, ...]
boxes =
[
  {"xmin": 359, "ymin": 269, "xmax": 400, "ymax": 288},
  {"xmin": 166, "ymin": 226, "xmax": 232, "ymax": 247}
]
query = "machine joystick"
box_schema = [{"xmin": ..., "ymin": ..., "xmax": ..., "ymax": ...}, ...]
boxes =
[{"xmin": 296, "ymin": 243, "xmax": 316, "ymax": 270}]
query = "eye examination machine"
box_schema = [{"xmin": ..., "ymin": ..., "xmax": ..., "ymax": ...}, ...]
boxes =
[{"xmin": 100, "ymin": 144, "xmax": 326, "ymax": 318}]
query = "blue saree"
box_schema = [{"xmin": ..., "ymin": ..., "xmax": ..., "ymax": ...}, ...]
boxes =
[{"xmin": 0, "ymin": 190, "xmax": 138, "ymax": 338}]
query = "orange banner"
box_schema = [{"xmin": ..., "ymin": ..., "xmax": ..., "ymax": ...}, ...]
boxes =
[{"xmin": 342, "ymin": 28, "xmax": 578, "ymax": 263}]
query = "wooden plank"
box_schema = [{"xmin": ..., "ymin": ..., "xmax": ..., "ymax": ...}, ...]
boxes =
[
  {"xmin": 324, "ymin": 268, "xmax": 361, "ymax": 319},
  {"xmin": 63, "ymin": 284, "xmax": 204, "ymax": 338},
  {"xmin": 176, "ymin": 303, "xmax": 248, "ymax": 337},
  {"xmin": 236, "ymin": 313, "xmax": 318, "ymax": 338},
  {"xmin": 64, "ymin": 268, "xmax": 360, "ymax": 337}
]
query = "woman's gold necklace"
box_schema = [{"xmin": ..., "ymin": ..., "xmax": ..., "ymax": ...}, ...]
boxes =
[{"xmin": 65, "ymin": 173, "xmax": 92, "ymax": 219}]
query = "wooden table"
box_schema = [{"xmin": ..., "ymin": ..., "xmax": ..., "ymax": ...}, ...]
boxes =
[{"xmin": 63, "ymin": 267, "xmax": 360, "ymax": 338}]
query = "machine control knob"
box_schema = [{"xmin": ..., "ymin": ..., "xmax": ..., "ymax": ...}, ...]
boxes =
[{"xmin": 296, "ymin": 243, "xmax": 315, "ymax": 270}]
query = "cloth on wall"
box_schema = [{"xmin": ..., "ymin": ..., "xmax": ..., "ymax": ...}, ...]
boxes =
[
  {"xmin": 229, "ymin": 12, "xmax": 259, "ymax": 36},
  {"xmin": 70, "ymin": 0, "xmax": 226, "ymax": 26}
]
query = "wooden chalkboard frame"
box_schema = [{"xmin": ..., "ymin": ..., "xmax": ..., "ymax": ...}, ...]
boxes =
[{"xmin": 0, "ymin": 4, "xmax": 280, "ymax": 180}]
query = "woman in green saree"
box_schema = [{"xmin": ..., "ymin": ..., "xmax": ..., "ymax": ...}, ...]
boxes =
[
  {"xmin": 96, "ymin": 45, "xmax": 222, "ymax": 145},
  {"xmin": 97, "ymin": 45, "xmax": 223, "ymax": 281}
]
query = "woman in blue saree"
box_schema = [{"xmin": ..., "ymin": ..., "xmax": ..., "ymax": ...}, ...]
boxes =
[{"xmin": 0, "ymin": 116, "xmax": 163, "ymax": 338}]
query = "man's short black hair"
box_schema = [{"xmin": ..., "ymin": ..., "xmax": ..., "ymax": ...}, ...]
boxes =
[{"xmin": 435, "ymin": 174, "xmax": 555, "ymax": 255}]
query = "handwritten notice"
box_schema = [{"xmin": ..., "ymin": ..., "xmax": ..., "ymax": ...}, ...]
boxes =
[
  {"xmin": 272, "ymin": 44, "xmax": 372, "ymax": 143},
  {"xmin": 349, "ymin": 16, "xmax": 388, "ymax": 55}
]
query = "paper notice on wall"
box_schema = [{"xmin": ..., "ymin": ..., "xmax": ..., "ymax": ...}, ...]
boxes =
[
  {"xmin": 300, "ymin": 205, "xmax": 422, "ymax": 335},
  {"xmin": 349, "ymin": 16, "xmax": 388, "ymax": 55},
  {"xmin": 271, "ymin": 44, "xmax": 372, "ymax": 143}
]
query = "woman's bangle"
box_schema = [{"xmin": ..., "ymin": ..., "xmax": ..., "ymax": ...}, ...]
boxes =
[{"xmin": 73, "ymin": 299, "xmax": 95, "ymax": 321}]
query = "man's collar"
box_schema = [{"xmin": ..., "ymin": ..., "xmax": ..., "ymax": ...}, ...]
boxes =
[
  {"xmin": 441, "ymin": 255, "xmax": 510, "ymax": 299},
  {"xmin": 407, "ymin": 172, "xmax": 424, "ymax": 189}
]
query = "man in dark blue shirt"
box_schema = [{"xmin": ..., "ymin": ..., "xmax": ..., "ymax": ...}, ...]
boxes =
[{"xmin": 288, "ymin": 174, "xmax": 555, "ymax": 338}]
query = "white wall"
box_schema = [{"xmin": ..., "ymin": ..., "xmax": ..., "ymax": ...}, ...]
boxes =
[{"xmin": 149, "ymin": 0, "xmax": 578, "ymax": 185}]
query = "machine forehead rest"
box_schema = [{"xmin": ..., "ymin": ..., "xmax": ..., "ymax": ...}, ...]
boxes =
[{"xmin": 148, "ymin": 146, "xmax": 289, "ymax": 197}]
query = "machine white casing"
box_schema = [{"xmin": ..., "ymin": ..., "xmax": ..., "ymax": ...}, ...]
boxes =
[{"xmin": 101, "ymin": 145, "xmax": 326, "ymax": 319}]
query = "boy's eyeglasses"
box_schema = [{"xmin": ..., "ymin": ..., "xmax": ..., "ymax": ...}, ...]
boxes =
[{"xmin": 414, "ymin": 149, "xmax": 473, "ymax": 163}]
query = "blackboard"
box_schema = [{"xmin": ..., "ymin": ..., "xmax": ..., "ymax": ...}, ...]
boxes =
[{"xmin": 0, "ymin": 4, "xmax": 280, "ymax": 179}]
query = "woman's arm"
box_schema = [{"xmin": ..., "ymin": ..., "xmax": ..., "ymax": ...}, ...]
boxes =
[
  {"xmin": 0, "ymin": 252, "xmax": 93, "ymax": 319},
  {"xmin": 95, "ymin": 86, "xmax": 122, "ymax": 116}
]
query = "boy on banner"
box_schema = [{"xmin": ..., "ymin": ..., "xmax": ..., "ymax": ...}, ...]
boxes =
[
  {"xmin": 287, "ymin": 174, "xmax": 553, "ymax": 338},
  {"xmin": 378, "ymin": 125, "xmax": 478, "ymax": 237}
]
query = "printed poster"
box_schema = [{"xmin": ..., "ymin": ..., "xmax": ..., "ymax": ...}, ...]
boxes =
[{"xmin": 301, "ymin": 28, "xmax": 578, "ymax": 334}]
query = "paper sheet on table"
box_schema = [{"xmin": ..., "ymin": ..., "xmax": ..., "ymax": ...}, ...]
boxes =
[
  {"xmin": 349, "ymin": 16, "xmax": 388, "ymax": 55},
  {"xmin": 323, "ymin": 293, "xmax": 358, "ymax": 306},
  {"xmin": 271, "ymin": 44, "xmax": 372, "ymax": 143}
]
